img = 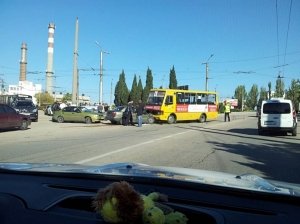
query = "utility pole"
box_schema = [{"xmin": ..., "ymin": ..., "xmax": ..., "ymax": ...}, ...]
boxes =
[
  {"xmin": 95, "ymin": 41, "xmax": 110, "ymax": 105},
  {"xmin": 72, "ymin": 17, "xmax": 79, "ymax": 105},
  {"xmin": 202, "ymin": 54, "xmax": 214, "ymax": 91},
  {"xmin": 110, "ymin": 78, "xmax": 113, "ymax": 106}
]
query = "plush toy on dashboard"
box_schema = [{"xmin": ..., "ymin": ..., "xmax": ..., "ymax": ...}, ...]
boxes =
[{"xmin": 92, "ymin": 181, "xmax": 188, "ymax": 224}]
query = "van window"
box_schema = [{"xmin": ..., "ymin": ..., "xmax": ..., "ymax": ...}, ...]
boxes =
[{"xmin": 263, "ymin": 103, "xmax": 291, "ymax": 114}]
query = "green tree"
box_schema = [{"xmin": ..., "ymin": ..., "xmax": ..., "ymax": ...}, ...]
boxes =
[
  {"xmin": 137, "ymin": 76, "xmax": 143, "ymax": 103},
  {"xmin": 169, "ymin": 65, "xmax": 177, "ymax": 89},
  {"xmin": 62, "ymin": 93, "xmax": 72, "ymax": 102},
  {"xmin": 286, "ymin": 79, "xmax": 300, "ymax": 112},
  {"xmin": 142, "ymin": 67, "xmax": 153, "ymax": 103},
  {"xmin": 246, "ymin": 84, "xmax": 258, "ymax": 110},
  {"xmin": 258, "ymin": 87, "xmax": 268, "ymax": 107},
  {"xmin": 35, "ymin": 92, "xmax": 54, "ymax": 107},
  {"xmin": 274, "ymin": 76, "xmax": 285, "ymax": 97},
  {"xmin": 129, "ymin": 74, "xmax": 138, "ymax": 103},
  {"xmin": 114, "ymin": 70, "xmax": 129, "ymax": 105},
  {"xmin": 234, "ymin": 85, "xmax": 247, "ymax": 110}
]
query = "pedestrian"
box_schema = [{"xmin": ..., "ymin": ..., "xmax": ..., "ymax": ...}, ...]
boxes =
[
  {"xmin": 59, "ymin": 101, "xmax": 67, "ymax": 110},
  {"xmin": 224, "ymin": 100, "xmax": 231, "ymax": 122},
  {"xmin": 128, "ymin": 101, "xmax": 134, "ymax": 125},
  {"xmin": 136, "ymin": 99, "xmax": 144, "ymax": 127},
  {"xmin": 122, "ymin": 107, "xmax": 129, "ymax": 126},
  {"xmin": 123, "ymin": 101, "xmax": 133, "ymax": 126},
  {"xmin": 52, "ymin": 101, "xmax": 60, "ymax": 111}
]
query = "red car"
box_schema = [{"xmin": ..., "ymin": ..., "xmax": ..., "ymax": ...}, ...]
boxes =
[{"xmin": 0, "ymin": 103, "xmax": 31, "ymax": 130}]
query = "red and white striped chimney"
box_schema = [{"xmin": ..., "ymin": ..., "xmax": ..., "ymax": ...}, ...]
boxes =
[{"xmin": 46, "ymin": 23, "xmax": 55, "ymax": 94}]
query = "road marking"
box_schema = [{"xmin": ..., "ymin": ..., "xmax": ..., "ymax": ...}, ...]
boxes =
[{"xmin": 75, "ymin": 130, "xmax": 193, "ymax": 164}]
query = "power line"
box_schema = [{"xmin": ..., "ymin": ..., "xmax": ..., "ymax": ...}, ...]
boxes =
[
  {"xmin": 283, "ymin": 0, "xmax": 293, "ymax": 66},
  {"xmin": 276, "ymin": 0, "xmax": 280, "ymax": 66}
]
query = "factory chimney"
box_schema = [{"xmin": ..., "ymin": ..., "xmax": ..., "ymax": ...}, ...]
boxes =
[
  {"xmin": 46, "ymin": 23, "xmax": 55, "ymax": 94},
  {"xmin": 19, "ymin": 42, "xmax": 27, "ymax": 81}
]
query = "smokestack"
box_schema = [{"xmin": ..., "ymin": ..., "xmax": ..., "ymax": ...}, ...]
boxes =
[
  {"xmin": 46, "ymin": 23, "xmax": 55, "ymax": 94},
  {"xmin": 19, "ymin": 42, "xmax": 27, "ymax": 81},
  {"xmin": 72, "ymin": 18, "xmax": 79, "ymax": 105}
]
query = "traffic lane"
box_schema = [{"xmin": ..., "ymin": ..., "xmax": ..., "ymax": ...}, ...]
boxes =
[
  {"xmin": 77, "ymin": 117, "xmax": 300, "ymax": 183},
  {"xmin": 76, "ymin": 119, "xmax": 253, "ymax": 170},
  {"xmin": 187, "ymin": 117, "xmax": 300, "ymax": 183},
  {"xmin": 1, "ymin": 112, "xmax": 299, "ymax": 183},
  {"xmin": 0, "ymin": 117, "xmax": 198, "ymax": 164}
]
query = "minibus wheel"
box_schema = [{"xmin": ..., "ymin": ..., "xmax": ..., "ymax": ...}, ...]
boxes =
[
  {"xmin": 199, "ymin": 114, "xmax": 206, "ymax": 123},
  {"xmin": 167, "ymin": 115, "xmax": 176, "ymax": 124}
]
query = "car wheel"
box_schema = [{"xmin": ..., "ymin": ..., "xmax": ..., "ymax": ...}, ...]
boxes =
[
  {"xmin": 199, "ymin": 114, "xmax": 206, "ymax": 123},
  {"xmin": 147, "ymin": 114, "xmax": 155, "ymax": 124},
  {"xmin": 57, "ymin": 116, "xmax": 64, "ymax": 123},
  {"xmin": 20, "ymin": 120, "xmax": 28, "ymax": 130},
  {"xmin": 85, "ymin": 117, "xmax": 92, "ymax": 124},
  {"xmin": 167, "ymin": 115, "xmax": 175, "ymax": 124}
]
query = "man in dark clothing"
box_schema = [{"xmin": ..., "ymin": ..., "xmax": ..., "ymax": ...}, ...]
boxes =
[
  {"xmin": 136, "ymin": 100, "xmax": 144, "ymax": 127},
  {"xmin": 123, "ymin": 101, "xmax": 134, "ymax": 126}
]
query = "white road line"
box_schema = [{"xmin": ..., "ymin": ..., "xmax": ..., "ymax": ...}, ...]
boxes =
[{"xmin": 75, "ymin": 130, "xmax": 193, "ymax": 164}]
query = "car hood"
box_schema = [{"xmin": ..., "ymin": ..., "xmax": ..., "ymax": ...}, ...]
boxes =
[{"xmin": 0, "ymin": 162, "xmax": 299, "ymax": 196}]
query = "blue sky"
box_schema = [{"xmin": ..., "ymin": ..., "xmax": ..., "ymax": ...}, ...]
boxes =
[{"xmin": 0, "ymin": 0, "xmax": 299, "ymax": 104}]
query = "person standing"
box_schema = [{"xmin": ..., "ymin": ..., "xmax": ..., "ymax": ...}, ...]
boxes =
[
  {"xmin": 224, "ymin": 100, "xmax": 231, "ymax": 122},
  {"xmin": 136, "ymin": 100, "xmax": 144, "ymax": 127},
  {"xmin": 124, "ymin": 101, "xmax": 134, "ymax": 126},
  {"xmin": 128, "ymin": 101, "xmax": 134, "ymax": 125}
]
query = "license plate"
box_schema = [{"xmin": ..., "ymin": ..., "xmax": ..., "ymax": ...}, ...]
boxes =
[{"xmin": 264, "ymin": 121, "xmax": 276, "ymax": 125}]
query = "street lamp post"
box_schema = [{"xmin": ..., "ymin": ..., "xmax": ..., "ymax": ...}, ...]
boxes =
[{"xmin": 95, "ymin": 41, "xmax": 110, "ymax": 105}]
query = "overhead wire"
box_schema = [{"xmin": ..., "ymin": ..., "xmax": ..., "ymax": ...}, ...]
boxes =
[{"xmin": 283, "ymin": 0, "xmax": 293, "ymax": 72}]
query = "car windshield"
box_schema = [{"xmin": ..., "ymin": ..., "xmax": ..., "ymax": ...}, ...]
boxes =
[
  {"xmin": 147, "ymin": 91, "xmax": 165, "ymax": 105},
  {"xmin": 0, "ymin": 0, "xmax": 300, "ymax": 202},
  {"xmin": 15, "ymin": 101, "xmax": 35, "ymax": 107}
]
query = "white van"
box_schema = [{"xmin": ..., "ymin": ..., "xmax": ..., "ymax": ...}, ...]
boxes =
[{"xmin": 258, "ymin": 98, "xmax": 297, "ymax": 136}]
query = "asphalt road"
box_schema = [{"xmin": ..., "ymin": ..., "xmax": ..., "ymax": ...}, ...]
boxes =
[{"xmin": 0, "ymin": 111, "xmax": 299, "ymax": 184}]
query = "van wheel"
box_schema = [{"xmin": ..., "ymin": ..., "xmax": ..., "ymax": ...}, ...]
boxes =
[
  {"xmin": 167, "ymin": 115, "xmax": 175, "ymax": 124},
  {"xmin": 199, "ymin": 114, "xmax": 206, "ymax": 123},
  {"xmin": 292, "ymin": 127, "xmax": 297, "ymax": 136}
]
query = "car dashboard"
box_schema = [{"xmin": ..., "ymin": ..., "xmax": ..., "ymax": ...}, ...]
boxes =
[{"xmin": 0, "ymin": 166, "xmax": 299, "ymax": 224}]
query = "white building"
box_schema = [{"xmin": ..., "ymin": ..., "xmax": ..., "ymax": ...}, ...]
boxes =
[{"xmin": 7, "ymin": 81, "xmax": 42, "ymax": 105}]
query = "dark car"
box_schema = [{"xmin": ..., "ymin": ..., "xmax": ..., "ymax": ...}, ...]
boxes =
[
  {"xmin": 0, "ymin": 103, "xmax": 31, "ymax": 130},
  {"xmin": 105, "ymin": 105, "xmax": 154, "ymax": 125},
  {"xmin": 13, "ymin": 100, "xmax": 38, "ymax": 122}
]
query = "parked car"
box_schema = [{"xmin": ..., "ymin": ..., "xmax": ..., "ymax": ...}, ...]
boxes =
[
  {"xmin": 105, "ymin": 105, "xmax": 154, "ymax": 125},
  {"xmin": 52, "ymin": 106, "xmax": 103, "ymax": 124},
  {"xmin": 258, "ymin": 98, "xmax": 297, "ymax": 136},
  {"xmin": 0, "ymin": 103, "xmax": 31, "ymax": 130},
  {"xmin": 13, "ymin": 100, "xmax": 38, "ymax": 122}
]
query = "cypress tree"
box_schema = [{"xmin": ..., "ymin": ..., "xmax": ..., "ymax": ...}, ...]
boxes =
[
  {"xmin": 114, "ymin": 70, "xmax": 129, "ymax": 105},
  {"xmin": 129, "ymin": 74, "xmax": 138, "ymax": 103},
  {"xmin": 142, "ymin": 67, "xmax": 154, "ymax": 103},
  {"xmin": 137, "ymin": 76, "xmax": 143, "ymax": 103},
  {"xmin": 169, "ymin": 65, "xmax": 177, "ymax": 89}
]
